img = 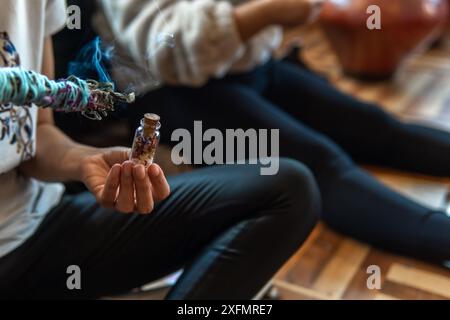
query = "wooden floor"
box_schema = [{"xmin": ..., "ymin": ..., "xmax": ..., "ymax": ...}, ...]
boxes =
[{"xmin": 272, "ymin": 223, "xmax": 450, "ymax": 300}]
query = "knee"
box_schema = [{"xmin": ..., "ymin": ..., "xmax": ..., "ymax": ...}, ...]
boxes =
[
  {"xmin": 270, "ymin": 158, "xmax": 321, "ymax": 232},
  {"xmin": 275, "ymin": 158, "xmax": 317, "ymax": 190},
  {"xmin": 292, "ymin": 135, "xmax": 355, "ymax": 180}
]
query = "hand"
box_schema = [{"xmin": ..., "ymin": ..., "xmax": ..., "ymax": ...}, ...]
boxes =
[
  {"xmin": 234, "ymin": 0, "xmax": 324, "ymax": 41},
  {"xmin": 266, "ymin": 0, "xmax": 324, "ymax": 27},
  {"xmin": 80, "ymin": 147, "xmax": 171, "ymax": 214}
]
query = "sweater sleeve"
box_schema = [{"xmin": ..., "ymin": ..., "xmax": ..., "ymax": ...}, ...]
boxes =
[{"xmin": 98, "ymin": 0, "xmax": 246, "ymax": 87}]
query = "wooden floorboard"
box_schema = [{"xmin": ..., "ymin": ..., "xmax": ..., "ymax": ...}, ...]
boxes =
[{"xmin": 273, "ymin": 224, "xmax": 450, "ymax": 300}]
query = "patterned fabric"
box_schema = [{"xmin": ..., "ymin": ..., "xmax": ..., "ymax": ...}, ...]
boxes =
[
  {"xmin": 0, "ymin": 0, "xmax": 67, "ymax": 259},
  {"xmin": 0, "ymin": 32, "xmax": 34, "ymax": 162}
]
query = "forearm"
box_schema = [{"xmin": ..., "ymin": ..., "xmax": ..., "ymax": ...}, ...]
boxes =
[
  {"xmin": 235, "ymin": 0, "xmax": 323, "ymax": 41},
  {"xmin": 18, "ymin": 36, "xmax": 100, "ymax": 182},
  {"xmin": 19, "ymin": 123, "xmax": 98, "ymax": 182},
  {"xmin": 233, "ymin": 0, "xmax": 274, "ymax": 41},
  {"xmin": 99, "ymin": 0, "xmax": 252, "ymax": 86}
]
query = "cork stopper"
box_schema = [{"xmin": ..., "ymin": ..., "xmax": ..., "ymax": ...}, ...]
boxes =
[
  {"xmin": 144, "ymin": 113, "xmax": 160, "ymax": 127},
  {"xmin": 142, "ymin": 113, "xmax": 161, "ymax": 137}
]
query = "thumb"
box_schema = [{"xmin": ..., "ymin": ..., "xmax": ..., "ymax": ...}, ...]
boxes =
[{"xmin": 104, "ymin": 147, "xmax": 131, "ymax": 165}]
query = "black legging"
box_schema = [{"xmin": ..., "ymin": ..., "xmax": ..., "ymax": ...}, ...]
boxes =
[
  {"xmin": 0, "ymin": 160, "xmax": 319, "ymax": 299},
  {"xmin": 131, "ymin": 60, "xmax": 450, "ymax": 263}
]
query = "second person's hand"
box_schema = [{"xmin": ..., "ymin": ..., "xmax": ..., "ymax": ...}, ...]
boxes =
[
  {"xmin": 266, "ymin": 0, "xmax": 324, "ymax": 27},
  {"xmin": 234, "ymin": 0, "xmax": 324, "ymax": 41}
]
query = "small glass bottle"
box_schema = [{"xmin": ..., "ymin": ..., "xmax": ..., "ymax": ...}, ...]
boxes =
[{"xmin": 130, "ymin": 113, "xmax": 161, "ymax": 166}]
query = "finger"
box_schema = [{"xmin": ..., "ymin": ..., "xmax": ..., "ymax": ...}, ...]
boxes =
[
  {"xmin": 133, "ymin": 164, "xmax": 154, "ymax": 214},
  {"xmin": 148, "ymin": 164, "xmax": 171, "ymax": 202},
  {"xmin": 100, "ymin": 164, "xmax": 121, "ymax": 208},
  {"xmin": 105, "ymin": 147, "xmax": 132, "ymax": 166},
  {"xmin": 116, "ymin": 161, "xmax": 135, "ymax": 213}
]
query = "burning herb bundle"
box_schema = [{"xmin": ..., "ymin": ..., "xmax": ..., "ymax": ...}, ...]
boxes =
[{"xmin": 0, "ymin": 67, "xmax": 135, "ymax": 120}]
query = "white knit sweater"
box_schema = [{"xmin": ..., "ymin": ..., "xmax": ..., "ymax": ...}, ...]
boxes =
[{"xmin": 95, "ymin": 0, "xmax": 282, "ymax": 91}]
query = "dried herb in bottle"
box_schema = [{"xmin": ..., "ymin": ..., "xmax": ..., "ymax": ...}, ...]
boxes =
[{"xmin": 130, "ymin": 113, "xmax": 161, "ymax": 166}]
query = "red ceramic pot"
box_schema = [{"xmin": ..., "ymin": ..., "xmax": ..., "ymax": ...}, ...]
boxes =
[
  {"xmin": 445, "ymin": 0, "xmax": 450, "ymax": 39},
  {"xmin": 320, "ymin": 0, "xmax": 448, "ymax": 80}
]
